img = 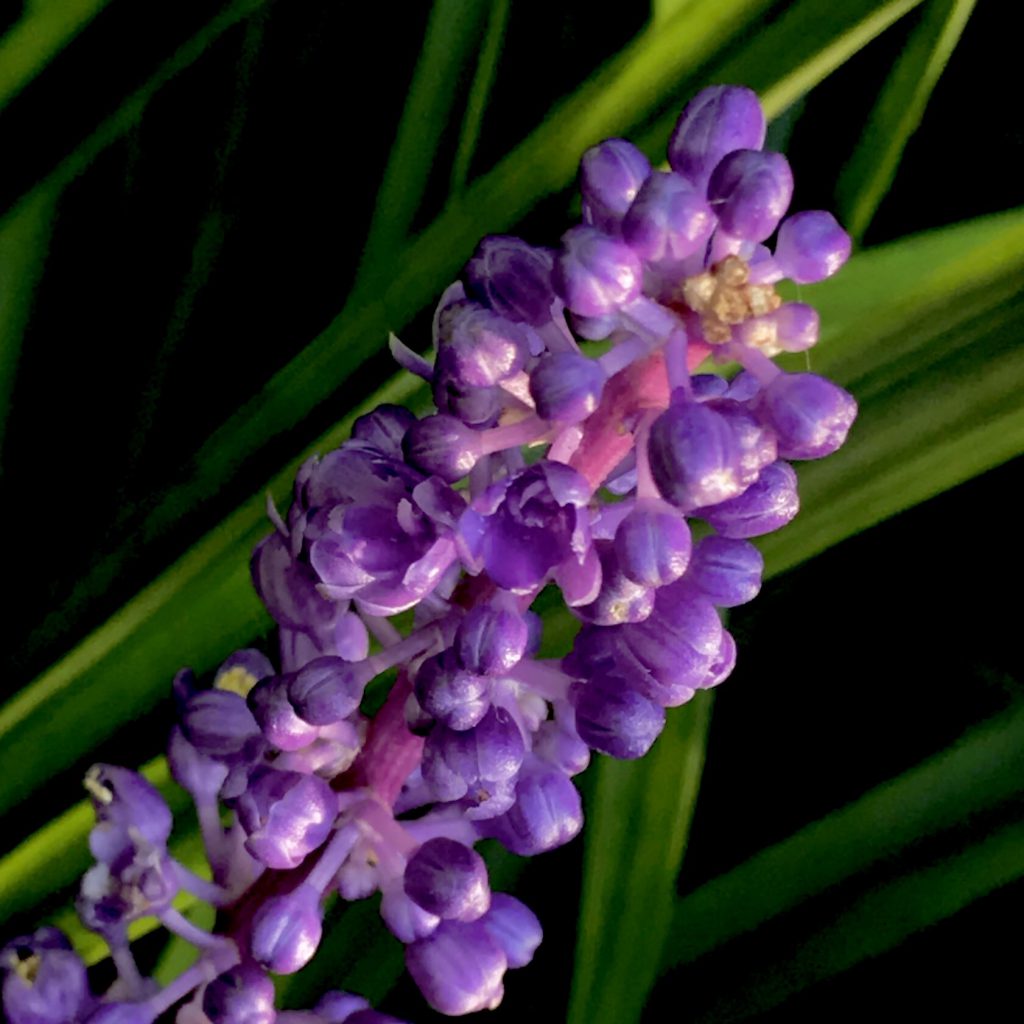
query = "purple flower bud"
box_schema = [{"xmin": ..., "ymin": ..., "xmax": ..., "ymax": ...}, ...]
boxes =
[
  {"xmin": 288, "ymin": 657, "xmax": 371, "ymax": 726},
  {"xmin": 457, "ymin": 605, "xmax": 529, "ymax": 676},
  {"xmin": 701, "ymin": 460, "xmax": 799, "ymax": 537},
  {"xmin": 248, "ymin": 676, "xmax": 320, "ymax": 751},
  {"xmin": 532, "ymin": 717, "xmax": 590, "ymax": 776},
  {"xmin": 168, "ymin": 726, "xmax": 230, "ymax": 799},
  {"xmin": 380, "ymin": 885, "xmax": 441, "ymax": 943},
  {"xmin": 553, "ymin": 226, "xmax": 643, "ymax": 317},
  {"xmin": 699, "ymin": 628, "xmax": 737, "ymax": 689},
  {"xmin": 203, "ymin": 963, "xmax": 276, "ymax": 1024},
  {"xmin": 84, "ymin": 765, "xmax": 172, "ymax": 865},
  {"xmin": 708, "ymin": 398, "xmax": 777, "ymax": 483},
  {"xmin": 613, "ymin": 502, "xmax": 692, "ymax": 587},
  {"xmin": 436, "ymin": 301, "xmax": 529, "ymax": 388},
  {"xmin": 481, "ymin": 894, "xmax": 543, "ymax": 968},
  {"xmin": 647, "ymin": 400, "xmax": 752, "ymax": 510},
  {"xmin": 480, "ymin": 461, "xmax": 592, "ymax": 593},
  {"xmin": 775, "ymin": 210, "xmax": 851, "ymax": 283},
  {"xmin": 422, "ymin": 707, "xmax": 526, "ymax": 806},
  {"xmin": 235, "ymin": 767, "xmax": 336, "ymax": 869},
  {"xmin": 690, "ymin": 373, "xmax": 730, "ymax": 399},
  {"xmin": 351, "ymin": 404, "xmax": 417, "ymax": 459},
  {"xmin": 759, "ymin": 372, "xmax": 857, "ymax": 459},
  {"xmin": 686, "ymin": 536, "xmax": 764, "ymax": 606},
  {"xmin": 405, "ymin": 921, "xmax": 506, "ymax": 1016},
  {"xmin": 415, "ymin": 651, "xmax": 490, "ymax": 732},
  {"xmin": 529, "ymin": 352, "xmax": 606, "ymax": 424},
  {"xmin": 484, "ymin": 770, "xmax": 583, "ymax": 856},
  {"xmin": 737, "ymin": 302, "xmax": 820, "ymax": 354},
  {"xmin": 403, "ymin": 414, "xmax": 481, "ymax": 483},
  {"xmin": 707, "ymin": 150, "xmax": 793, "ymax": 242},
  {"xmin": 575, "ymin": 540, "xmax": 655, "ymax": 626},
  {"xmin": 1, "ymin": 934, "xmax": 91, "ymax": 1024},
  {"xmin": 668, "ymin": 85, "xmax": 766, "ymax": 190},
  {"xmin": 433, "ymin": 373, "xmax": 502, "ymax": 428},
  {"xmin": 621, "ymin": 171, "xmax": 714, "ymax": 263},
  {"xmin": 314, "ymin": 992, "xmax": 371, "ymax": 1023},
  {"xmin": 464, "ymin": 236, "xmax": 557, "ymax": 327},
  {"xmin": 571, "ymin": 675, "xmax": 665, "ymax": 759},
  {"xmin": 251, "ymin": 883, "xmax": 323, "ymax": 974},
  {"xmin": 579, "ymin": 138, "xmax": 651, "ymax": 234},
  {"xmin": 181, "ymin": 689, "xmax": 263, "ymax": 758},
  {"xmin": 215, "ymin": 649, "xmax": 274, "ymax": 697},
  {"xmin": 252, "ymin": 532, "xmax": 339, "ymax": 633},
  {"xmin": 404, "ymin": 838, "xmax": 491, "ymax": 922}
]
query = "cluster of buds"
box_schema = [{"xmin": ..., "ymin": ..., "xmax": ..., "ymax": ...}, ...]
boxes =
[{"xmin": 3, "ymin": 85, "xmax": 855, "ymax": 1022}]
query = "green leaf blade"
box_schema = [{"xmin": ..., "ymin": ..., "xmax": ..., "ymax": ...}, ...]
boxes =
[
  {"xmin": 568, "ymin": 695, "xmax": 713, "ymax": 1024},
  {"xmin": 837, "ymin": 0, "xmax": 978, "ymax": 242}
]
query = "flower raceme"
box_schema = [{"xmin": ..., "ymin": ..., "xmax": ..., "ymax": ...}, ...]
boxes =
[{"xmin": 1, "ymin": 85, "xmax": 856, "ymax": 1022}]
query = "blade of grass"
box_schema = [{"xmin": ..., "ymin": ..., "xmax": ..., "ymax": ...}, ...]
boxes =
[
  {"xmin": 0, "ymin": 0, "xmax": 114, "ymax": 110},
  {"xmin": 448, "ymin": 0, "xmax": 511, "ymax": 195},
  {"xmin": 0, "ymin": 185, "xmax": 58, "ymax": 469},
  {"xmin": 837, "ymin": 0, "xmax": 977, "ymax": 242},
  {"xmin": 355, "ymin": 0, "xmax": 491, "ymax": 281},
  {"xmin": 686, "ymin": 817, "xmax": 1024, "ymax": 1021},
  {"xmin": 661, "ymin": 702, "xmax": 1024, "ymax": 969},
  {"xmin": 1, "ymin": 0, "xmax": 269, "ymax": 226},
  {"xmin": 635, "ymin": 0, "xmax": 924, "ymax": 154},
  {"xmin": 568, "ymin": 694, "xmax": 713, "ymax": 1024}
]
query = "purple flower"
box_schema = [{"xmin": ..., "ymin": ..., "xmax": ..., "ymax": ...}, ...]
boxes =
[
  {"xmin": 235, "ymin": 766, "xmax": 337, "ymax": 869},
  {"xmin": 405, "ymin": 920, "xmax": 507, "ymax": 1016},
  {"xmin": 472, "ymin": 461, "xmax": 592, "ymax": 593}
]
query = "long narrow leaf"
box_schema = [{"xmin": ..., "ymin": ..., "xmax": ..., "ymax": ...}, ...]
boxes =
[
  {"xmin": 661, "ymin": 702, "xmax": 1024, "ymax": 969},
  {"xmin": 636, "ymin": 0, "xmax": 924, "ymax": 154},
  {"xmin": 685, "ymin": 818, "xmax": 1024, "ymax": 1021},
  {"xmin": 0, "ymin": 187, "xmax": 58, "ymax": 464},
  {"xmin": 568, "ymin": 695, "xmax": 713, "ymax": 1024},
  {"xmin": 355, "ymin": 0, "xmax": 491, "ymax": 280},
  {"xmin": 837, "ymin": 0, "xmax": 977, "ymax": 242},
  {"xmin": 448, "ymin": 0, "xmax": 511, "ymax": 195},
  {"xmin": 0, "ymin": 0, "xmax": 114, "ymax": 110}
]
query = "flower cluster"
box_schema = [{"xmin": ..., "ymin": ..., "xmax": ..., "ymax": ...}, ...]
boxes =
[{"xmin": 2, "ymin": 85, "xmax": 855, "ymax": 1022}]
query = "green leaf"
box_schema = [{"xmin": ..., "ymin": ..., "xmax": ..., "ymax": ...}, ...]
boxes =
[
  {"xmin": 568, "ymin": 695, "xmax": 713, "ymax": 1024},
  {"xmin": 0, "ymin": 187, "xmax": 58, "ymax": 465},
  {"xmin": 635, "ymin": 0, "xmax": 926, "ymax": 152},
  {"xmin": 761, "ymin": 207, "xmax": 1024, "ymax": 577},
  {"xmin": 0, "ymin": 1, "xmax": 114, "ymax": 110},
  {"xmin": 837, "ymin": 0, "xmax": 978, "ymax": 242},
  {"xmin": 661, "ymin": 702, "xmax": 1024, "ymax": 970},
  {"xmin": 448, "ymin": 0, "xmax": 511, "ymax": 195},
  {"xmin": 685, "ymin": 816, "xmax": 1024, "ymax": 1021},
  {"xmin": 355, "ymin": 0, "xmax": 492, "ymax": 281},
  {"xmin": 1, "ymin": 0, "xmax": 269, "ymax": 224},
  {"xmin": 0, "ymin": 372, "xmax": 426, "ymax": 826}
]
